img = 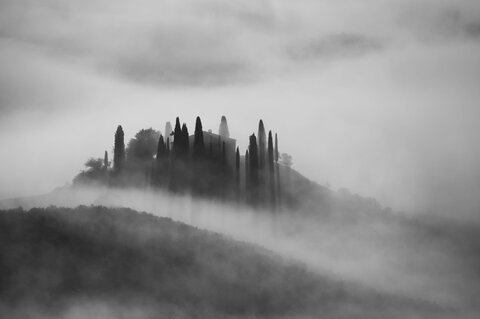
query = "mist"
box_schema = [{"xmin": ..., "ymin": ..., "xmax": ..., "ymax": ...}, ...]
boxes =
[
  {"xmin": 2, "ymin": 185, "xmax": 479, "ymax": 317},
  {"xmin": 1, "ymin": 0, "xmax": 480, "ymax": 219},
  {"xmin": 1, "ymin": 1, "xmax": 480, "ymax": 317}
]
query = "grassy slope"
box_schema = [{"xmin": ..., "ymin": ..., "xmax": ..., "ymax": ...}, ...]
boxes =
[{"xmin": 0, "ymin": 206, "xmax": 443, "ymax": 319}]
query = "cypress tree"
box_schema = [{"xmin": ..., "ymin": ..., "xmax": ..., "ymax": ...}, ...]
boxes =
[
  {"xmin": 193, "ymin": 116, "xmax": 205, "ymax": 159},
  {"xmin": 268, "ymin": 131, "xmax": 274, "ymax": 169},
  {"xmin": 235, "ymin": 147, "xmax": 240, "ymax": 201},
  {"xmin": 258, "ymin": 120, "xmax": 266, "ymax": 170},
  {"xmin": 275, "ymin": 133, "xmax": 281, "ymax": 207},
  {"xmin": 268, "ymin": 131, "xmax": 275, "ymax": 208},
  {"xmin": 235, "ymin": 147, "xmax": 240, "ymax": 174},
  {"xmin": 274, "ymin": 133, "xmax": 279, "ymax": 163},
  {"xmin": 245, "ymin": 149, "xmax": 249, "ymax": 190},
  {"xmin": 113, "ymin": 125, "xmax": 125, "ymax": 172},
  {"xmin": 181, "ymin": 123, "xmax": 189, "ymax": 156},
  {"xmin": 156, "ymin": 134, "xmax": 166, "ymax": 160},
  {"xmin": 104, "ymin": 150, "xmax": 109, "ymax": 170},
  {"xmin": 219, "ymin": 115, "xmax": 230, "ymax": 138},
  {"xmin": 249, "ymin": 134, "xmax": 259, "ymax": 187},
  {"xmin": 173, "ymin": 117, "xmax": 182, "ymax": 156}
]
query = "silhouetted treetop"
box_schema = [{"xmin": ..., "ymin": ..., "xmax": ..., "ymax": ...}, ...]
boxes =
[
  {"xmin": 236, "ymin": 147, "xmax": 240, "ymax": 171},
  {"xmin": 258, "ymin": 120, "xmax": 266, "ymax": 170},
  {"xmin": 113, "ymin": 125, "xmax": 125, "ymax": 172},
  {"xmin": 76, "ymin": 116, "xmax": 293, "ymax": 209},
  {"xmin": 127, "ymin": 128, "xmax": 160, "ymax": 161},
  {"xmin": 249, "ymin": 134, "xmax": 259, "ymax": 184},
  {"xmin": 104, "ymin": 151, "xmax": 109, "ymax": 170},
  {"xmin": 156, "ymin": 134, "xmax": 167, "ymax": 160},
  {"xmin": 85, "ymin": 158, "xmax": 104, "ymax": 171},
  {"xmin": 181, "ymin": 123, "xmax": 190, "ymax": 154},
  {"xmin": 275, "ymin": 133, "xmax": 279, "ymax": 163},
  {"xmin": 268, "ymin": 131, "xmax": 274, "ymax": 169},
  {"xmin": 173, "ymin": 117, "xmax": 182, "ymax": 156},
  {"xmin": 194, "ymin": 116, "xmax": 205, "ymax": 159}
]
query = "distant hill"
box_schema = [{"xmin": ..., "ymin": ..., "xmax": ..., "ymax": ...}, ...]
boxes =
[{"xmin": 0, "ymin": 206, "xmax": 444, "ymax": 319}]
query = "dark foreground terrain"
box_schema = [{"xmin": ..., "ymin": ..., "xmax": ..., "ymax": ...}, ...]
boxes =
[{"xmin": 0, "ymin": 206, "xmax": 449, "ymax": 318}]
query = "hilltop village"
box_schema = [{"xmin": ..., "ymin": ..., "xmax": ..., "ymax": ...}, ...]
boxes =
[{"xmin": 74, "ymin": 116, "xmax": 295, "ymax": 208}]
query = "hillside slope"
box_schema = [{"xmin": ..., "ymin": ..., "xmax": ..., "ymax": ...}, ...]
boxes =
[{"xmin": 0, "ymin": 206, "xmax": 444, "ymax": 319}]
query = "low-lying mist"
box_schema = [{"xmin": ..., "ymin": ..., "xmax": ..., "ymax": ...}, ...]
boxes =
[{"xmin": 2, "ymin": 185, "xmax": 479, "ymax": 317}]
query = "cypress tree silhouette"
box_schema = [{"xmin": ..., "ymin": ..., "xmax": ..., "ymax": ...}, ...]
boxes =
[
  {"xmin": 258, "ymin": 120, "xmax": 266, "ymax": 170},
  {"xmin": 275, "ymin": 133, "xmax": 279, "ymax": 163},
  {"xmin": 248, "ymin": 134, "xmax": 259, "ymax": 205},
  {"xmin": 156, "ymin": 135, "xmax": 166, "ymax": 160},
  {"xmin": 193, "ymin": 116, "xmax": 205, "ymax": 160},
  {"xmin": 268, "ymin": 131, "xmax": 274, "ymax": 168},
  {"xmin": 235, "ymin": 147, "xmax": 240, "ymax": 176},
  {"xmin": 154, "ymin": 134, "xmax": 167, "ymax": 186},
  {"xmin": 181, "ymin": 123, "xmax": 189, "ymax": 157},
  {"xmin": 173, "ymin": 117, "xmax": 182, "ymax": 157},
  {"xmin": 275, "ymin": 133, "xmax": 281, "ymax": 207},
  {"xmin": 113, "ymin": 125, "xmax": 125, "ymax": 173},
  {"xmin": 249, "ymin": 134, "xmax": 259, "ymax": 187},
  {"xmin": 236, "ymin": 147, "xmax": 240, "ymax": 201},
  {"xmin": 219, "ymin": 115, "xmax": 230, "ymax": 138},
  {"xmin": 166, "ymin": 137, "xmax": 170, "ymax": 155},
  {"xmin": 268, "ymin": 131, "xmax": 276, "ymax": 208},
  {"xmin": 245, "ymin": 149, "xmax": 249, "ymax": 192},
  {"xmin": 104, "ymin": 151, "xmax": 109, "ymax": 170}
]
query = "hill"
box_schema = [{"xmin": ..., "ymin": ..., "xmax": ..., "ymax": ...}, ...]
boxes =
[{"xmin": 0, "ymin": 205, "xmax": 445, "ymax": 319}]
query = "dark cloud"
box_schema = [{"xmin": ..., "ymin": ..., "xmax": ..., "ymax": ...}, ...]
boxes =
[
  {"xmin": 287, "ymin": 33, "xmax": 383, "ymax": 61},
  {"xmin": 0, "ymin": 0, "xmax": 388, "ymax": 87},
  {"xmin": 396, "ymin": 3, "xmax": 480, "ymax": 42}
]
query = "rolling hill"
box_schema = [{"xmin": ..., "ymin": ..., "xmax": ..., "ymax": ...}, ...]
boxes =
[{"xmin": 0, "ymin": 205, "xmax": 446, "ymax": 319}]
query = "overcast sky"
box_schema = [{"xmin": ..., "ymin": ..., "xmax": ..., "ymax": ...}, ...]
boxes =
[{"xmin": 1, "ymin": 0, "xmax": 479, "ymax": 218}]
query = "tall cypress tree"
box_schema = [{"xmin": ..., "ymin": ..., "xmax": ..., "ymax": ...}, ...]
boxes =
[
  {"xmin": 274, "ymin": 133, "xmax": 281, "ymax": 207},
  {"xmin": 245, "ymin": 149, "xmax": 249, "ymax": 191},
  {"xmin": 268, "ymin": 131, "xmax": 275, "ymax": 208},
  {"xmin": 156, "ymin": 134, "xmax": 166, "ymax": 160},
  {"xmin": 235, "ymin": 147, "xmax": 240, "ymax": 175},
  {"xmin": 235, "ymin": 147, "xmax": 240, "ymax": 200},
  {"xmin": 113, "ymin": 125, "xmax": 125, "ymax": 173},
  {"xmin": 274, "ymin": 133, "xmax": 279, "ymax": 163},
  {"xmin": 181, "ymin": 123, "xmax": 189, "ymax": 156},
  {"xmin": 173, "ymin": 117, "xmax": 182, "ymax": 156},
  {"xmin": 104, "ymin": 150, "xmax": 109, "ymax": 170},
  {"xmin": 258, "ymin": 120, "xmax": 266, "ymax": 170},
  {"xmin": 249, "ymin": 134, "xmax": 259, "ymax": 187},
  {"xmin": 193, "ymin": 116, "xmax": 205, "ymax": 160},
  {"xmin": 268, "ymin": 131, "xmax": 274, "ymax": 170},
  {"xmin": 219, "ymin": 115, "xmax": 230, "ymax": 138}
]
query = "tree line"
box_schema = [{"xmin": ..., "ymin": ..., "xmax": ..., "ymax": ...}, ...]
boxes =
[{"xmin": 74, "ymin": 116, "xmax": 291, "ymax": 208}]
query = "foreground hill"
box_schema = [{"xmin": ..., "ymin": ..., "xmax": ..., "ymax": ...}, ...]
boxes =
[{"xmin": 0, "ymin": 206, "xmax": 444, "ymax": 319}]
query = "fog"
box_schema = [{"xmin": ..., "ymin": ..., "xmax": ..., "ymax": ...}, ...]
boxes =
[
  {"xmin": 0, "ymin": 0, "xmax": 480, "ymax": 219},
  {"xmin": 2, "ymin": 185, "xmax": 479, "ymax": 317}
]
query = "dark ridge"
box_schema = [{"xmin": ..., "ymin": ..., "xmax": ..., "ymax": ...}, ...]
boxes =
[{"xmin": 0, "ymin": 206, "xmax": 446, "ymax": 319}]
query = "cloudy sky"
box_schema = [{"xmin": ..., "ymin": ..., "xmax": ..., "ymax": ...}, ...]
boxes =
[{"xmin": 1, "ymin": 0, "xmax": 479, "ymax": 218}]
